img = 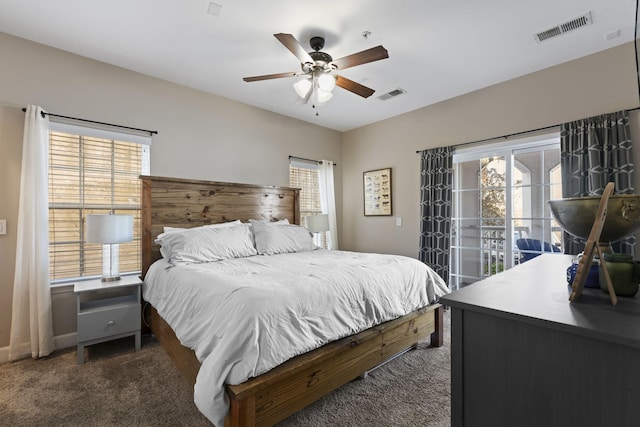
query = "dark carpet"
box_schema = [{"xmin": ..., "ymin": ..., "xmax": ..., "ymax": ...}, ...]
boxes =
[{"xmin": 0, "ymin": 313, "xmax": 450, "ymax": 426}]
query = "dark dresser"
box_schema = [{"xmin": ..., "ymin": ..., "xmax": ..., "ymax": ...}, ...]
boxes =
[{"xmin": 440, "ymin": 254, "xmax": 640, "ymax": 427}]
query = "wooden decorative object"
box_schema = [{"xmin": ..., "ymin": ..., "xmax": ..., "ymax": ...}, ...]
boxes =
[
  {"xmin": 569, "ymin": 182, "xmax": 617, "ymax": 305},
  {"xmin": 140, "ymin": 175, "xmax": 444, "ymax": 427}
]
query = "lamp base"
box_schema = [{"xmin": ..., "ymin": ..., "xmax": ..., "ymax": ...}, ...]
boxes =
[{"xmin": 101, "ymin": 243, "xmax": 121, "ymax": 283}]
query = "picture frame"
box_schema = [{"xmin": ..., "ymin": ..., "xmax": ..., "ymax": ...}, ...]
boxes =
[{"xmin": 363, "ymin": 168, "xmax": 392, "ymax": 216}]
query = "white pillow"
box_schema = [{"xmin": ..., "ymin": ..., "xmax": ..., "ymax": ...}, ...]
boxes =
[
  {"xmin": 156, "ymin": 223, "xmax": 256, "ymax": 265},
  {"xmin": 250, "ymin": 220, "xmax": 316, "ymax": 255},
  {"xmin": 159, "ymin": 220, "xmax": 242, "ymax": 238}
]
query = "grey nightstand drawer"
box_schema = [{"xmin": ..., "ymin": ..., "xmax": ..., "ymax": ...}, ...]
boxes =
[{"xmin": 77, "ymin": 304, "xmax": 140, "ymax": 342}]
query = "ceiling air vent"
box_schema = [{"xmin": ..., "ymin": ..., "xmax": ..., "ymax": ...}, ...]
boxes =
[
  {"xmin": 379, "ymin": 88, "xmax": 406, "ymax": 100},
  {"xmin": 534, "ymin": 12, "xmax": 592, "ymax": 43}
]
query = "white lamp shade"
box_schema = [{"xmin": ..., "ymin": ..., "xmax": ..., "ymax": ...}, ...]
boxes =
[
  {"xmin": 315, "ymin": 88, "xmax": 333, "ymax": 104},
  {"xmin": 86, "ymin": 214, "xmax": 133, "ymax": 244},
  {"xmin": 293, "ymin": 78, "xmax": 313, "ymax": 98},
  {"xmin": 317, "ymin": 73, "xmax": 336, "ymax": 92},
  {"xmin": 306, "ymin": 214, "xmax": 330, "ymax": 233}
]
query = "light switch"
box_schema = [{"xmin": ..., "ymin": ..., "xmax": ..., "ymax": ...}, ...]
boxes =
[
  {"xmin": 0, "ymin": 219, "xmax": 6, "ymax": 235},
  {"xmin": 395, "ymin": 217, "xmax": 402, "ymax": 227}
]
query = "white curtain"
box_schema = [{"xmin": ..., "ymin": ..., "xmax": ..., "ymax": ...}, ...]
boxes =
[
  {"xmin": 318, "ymin": 160, "xmax": 339, "ymax": 250},
  {"xmin": 9, "ymin": 105, "xmax": 55, "ymax": 360}
]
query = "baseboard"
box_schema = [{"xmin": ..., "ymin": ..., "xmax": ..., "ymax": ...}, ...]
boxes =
[
  {"xmin": 54, "ymin": 332, "xmax": 77, "ymax": 352},
  {"xmin": 0, "ymin": 332, "xmax": 77, "ymax": 364}
]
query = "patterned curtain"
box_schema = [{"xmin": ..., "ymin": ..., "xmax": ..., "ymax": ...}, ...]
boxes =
[
  {"xmin": 560, "ymin": 110, "xmax": 635, "ymax": 255},
  {"xmin": 419, "ymin": 146, "xmax": 454, "ymax": 283}
]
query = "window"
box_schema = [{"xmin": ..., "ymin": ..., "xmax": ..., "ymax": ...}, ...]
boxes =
[
  {"xmin": 48, "ymin": 122, "xmax": 150, "ymax": 283},
  {"xmin": 450, "ymin": 133, "xmax": 562, "ymax": 289},
  {"xmin": 289, "ymin": 159, "xmax": 327, "ymax": 248}
]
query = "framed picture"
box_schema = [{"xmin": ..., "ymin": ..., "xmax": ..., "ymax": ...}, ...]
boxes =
[{"xmin": 363, "ymin": 168, "xmax": 392, "ymax": 216}]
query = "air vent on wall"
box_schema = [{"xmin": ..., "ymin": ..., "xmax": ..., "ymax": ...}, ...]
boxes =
[
  {"xmin": 534, "ymin": 11, "xmax": 592, "ymax": 43},
  {"xmin": 379, "ymin": 88, "xmax": 406, "ymax": 100}
]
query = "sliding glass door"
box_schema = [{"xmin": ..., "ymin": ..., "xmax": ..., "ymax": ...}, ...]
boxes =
[{"xmin": 449, "ymin": 134, "xmax": 562, "ymax": 289}]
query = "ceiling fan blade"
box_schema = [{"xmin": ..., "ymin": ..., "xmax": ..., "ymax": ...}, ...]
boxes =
[
  {"xmin": 335, "ymin": 75, "xmax": 376, "ymax": 98},
  {"xmin": 331, "ymin": 45, "xmax": 389, "ymax": 70},
  {"xmin": 243, "ymin": 71, "xmax": 301, "ymax": 82},
  {"xmin": 274, "ymin": 33, "xmax": 314, "ymax": 65}
]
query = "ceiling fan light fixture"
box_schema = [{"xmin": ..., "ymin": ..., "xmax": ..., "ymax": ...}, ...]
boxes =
[
  {"xmin": 293, "ymin": 78, "xmax": 312, "ymax": 98},
  {"xmin": 244, "ymin": 33, "xmax": 388, "ymax": 109},
  {"xmin": 315, "ymin": 88, "xmax": 333, "ymax": 104},
  {"xmin": 317, "ymin": 72, "xmax": 336, "ymax": 92}
]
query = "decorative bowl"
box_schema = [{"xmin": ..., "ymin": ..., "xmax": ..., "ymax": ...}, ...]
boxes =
[{"xmin": 548, "ymin": 195, "xmax": 640, "ymax": 243}]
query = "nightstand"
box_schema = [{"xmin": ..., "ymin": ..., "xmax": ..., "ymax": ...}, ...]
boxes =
[{"xmin": 74, "ymin": 275, "xmax": 142, "ymax": 364}]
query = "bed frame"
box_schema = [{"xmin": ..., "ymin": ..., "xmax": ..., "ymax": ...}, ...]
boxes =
[{"xmin": 140, "ymin": 175, "xmax": 444, "ymax": 427}]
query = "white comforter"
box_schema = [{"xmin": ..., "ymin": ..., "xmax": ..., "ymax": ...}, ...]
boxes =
[{"xmin": 143, "ymin": 249, "xmax": 449, "ymax": 426}]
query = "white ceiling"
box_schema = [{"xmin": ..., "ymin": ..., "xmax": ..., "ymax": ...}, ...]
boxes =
[{"xmin": 0, "ymin": 0, "xmax": 636, "ymax": 131}]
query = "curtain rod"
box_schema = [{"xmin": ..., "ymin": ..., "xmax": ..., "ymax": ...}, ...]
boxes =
[
  {"xmin": 415, "ymin": 123, "xmax": 559, "ymax": 154},
  {"xmin": 415, "ymin": 106, "xmax": 640, "ymax": 154},
  {"xmin": 289, "ymin": 155, "xmax": 337, "ymax": 166},
  {"xmin": 21, "ymin": 108, "xmax": 158, "ymax": 135}
]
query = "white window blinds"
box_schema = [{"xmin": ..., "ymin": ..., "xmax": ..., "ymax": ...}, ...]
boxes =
[
  {"xmin": 48, "ymin": 122, "xmax": 151, "ymax": 283},
  {"xmin": 289, "ymin": 160, "xmax": 327, "ymax": 249}
]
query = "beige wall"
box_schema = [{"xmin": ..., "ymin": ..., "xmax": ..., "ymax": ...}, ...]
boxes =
[
  {"xmin": 2, "ymin": 30, "xmax": 640, "ymax": 353},
  {"xmin": 0, "ymin": 32, "xmax": 342, "ymax": 350},
  {"xmin": 341, "ymin": 42, "xmax": 640, "ymax": 258},
  {"xmin": 0, "ymin": 106, "xmax": 23, "ymax": 351}
]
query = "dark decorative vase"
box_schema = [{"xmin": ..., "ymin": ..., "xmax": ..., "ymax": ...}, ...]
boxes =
[{"xmin": 599, "ymin": 253, "xmax": 640, "ymax": 297}]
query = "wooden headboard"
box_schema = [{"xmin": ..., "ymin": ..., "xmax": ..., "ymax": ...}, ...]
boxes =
[{"xmin": 140, "ymin": 175, "xmax": 300, "ymax": 279}]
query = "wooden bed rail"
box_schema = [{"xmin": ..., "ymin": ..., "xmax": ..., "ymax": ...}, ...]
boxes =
[
  {"xmin": 149, "ymin": 303, "xmax": 443, "ymax": 426},
  {"xmin": 226, "ymin": 304, "xmax": 443, "ymax": 426}
]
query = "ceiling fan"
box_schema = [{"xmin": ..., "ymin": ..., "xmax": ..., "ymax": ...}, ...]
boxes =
[{"xmin": 243, "ymin": 33, "xmax": 389, "ymax": 106}]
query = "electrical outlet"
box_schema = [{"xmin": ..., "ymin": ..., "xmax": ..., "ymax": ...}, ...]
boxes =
[
  {"xmin": 395, "ymin": 217, "xmax": 402, "ymax": 227},
  {"xmin": 0, "ymin": 219, "xmax": 6, "ymax": 235}
]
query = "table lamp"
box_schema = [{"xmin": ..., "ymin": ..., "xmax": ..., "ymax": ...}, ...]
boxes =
[
  {"xmin": 305, "ymin": 214, "xmax": 329, "ymax": 247},
  {"xmin": 86, "ymin": 213, "xmax": 133, "ymax": 282}
]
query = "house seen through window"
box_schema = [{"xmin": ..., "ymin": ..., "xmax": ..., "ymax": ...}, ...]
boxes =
[{"xmin": 48, "ymin": 122, "xmax": 150, "ymax": 283}]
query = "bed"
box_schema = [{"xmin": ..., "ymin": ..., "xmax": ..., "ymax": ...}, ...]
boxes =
[{"xmin": 140, "ymin": 175, "xmax": 447, "ymax": 426}]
